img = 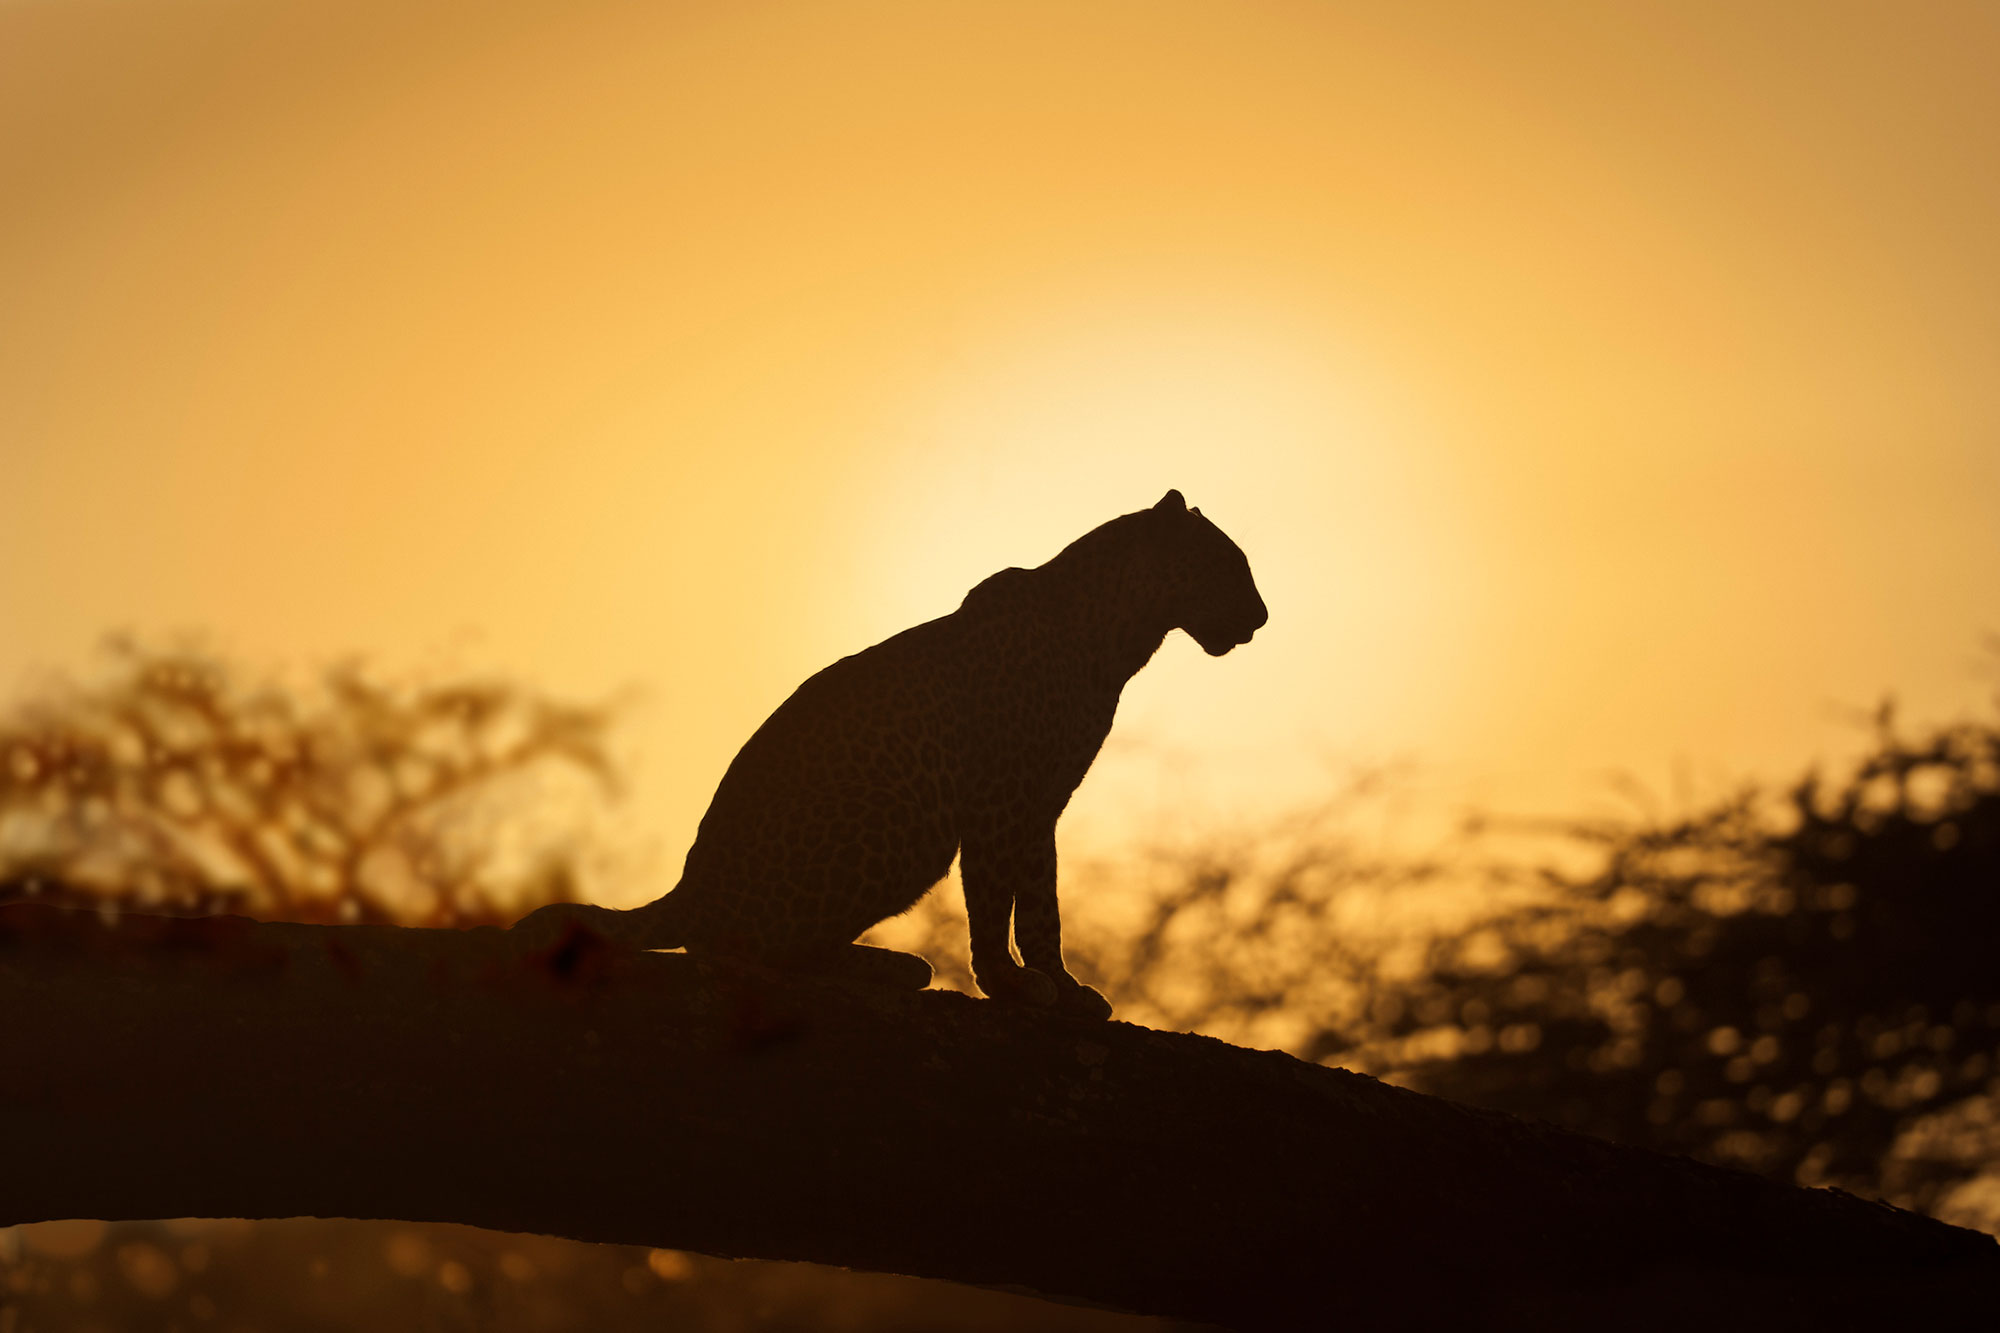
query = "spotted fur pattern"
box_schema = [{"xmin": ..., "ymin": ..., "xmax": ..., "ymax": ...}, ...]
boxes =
[{"xmin": 515, "ymin": 490, "xmax": 1266, "ymax": 1019}]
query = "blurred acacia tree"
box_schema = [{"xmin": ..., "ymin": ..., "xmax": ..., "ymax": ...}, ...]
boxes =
[
  {"xmin": 1348, "ymin": 700, "xmax": 2000, "ymax": 1226},
  {"xmin": 0, "ymin": 640, "xmax": 616, "ymax": 925}
]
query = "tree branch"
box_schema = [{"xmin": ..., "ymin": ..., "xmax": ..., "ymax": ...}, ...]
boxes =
[{"xmin": 1, "ymin": 902, "xmax": 1992, "ymax": 1330}]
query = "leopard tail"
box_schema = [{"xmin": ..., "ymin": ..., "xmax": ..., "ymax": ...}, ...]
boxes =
[{"xmin": 509, "ymin": 886, "xmax": 692, "ymax": 950}]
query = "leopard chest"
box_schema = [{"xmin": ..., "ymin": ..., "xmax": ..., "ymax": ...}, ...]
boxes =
[{"xmin": 956, "ymin": 657, "xmax": 1121, "ymax": 813}]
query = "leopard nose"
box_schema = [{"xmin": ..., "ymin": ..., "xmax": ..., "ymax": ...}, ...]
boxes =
[{"xmin": 1240, "ymin": 596, "xmax": 1269, "ymax": 641}]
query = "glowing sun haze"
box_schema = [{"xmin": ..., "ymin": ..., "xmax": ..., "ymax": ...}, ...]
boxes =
[{"xmin": 4, "ymin": 1, "xmax": 1997, "ymax": 882}]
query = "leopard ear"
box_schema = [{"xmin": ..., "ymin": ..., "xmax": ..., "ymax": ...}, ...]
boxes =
[{"xmin": 1154, "ymin": 490, "xmax": 1187, "ymax": 514}]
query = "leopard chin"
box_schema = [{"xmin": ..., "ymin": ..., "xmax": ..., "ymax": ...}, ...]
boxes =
[{"xmin": 1191, "ymin": 624, "xmax": 1259, "ymax": 656}]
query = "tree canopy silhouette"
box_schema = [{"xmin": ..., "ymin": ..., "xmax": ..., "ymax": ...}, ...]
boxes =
[
  {"xmin": 0, "ymin": 640, "xmax": 616, "ymax": 925},
  {"xmin": 1343, "ymin": 700, "xmax": 2000, "ymax": 1227}
]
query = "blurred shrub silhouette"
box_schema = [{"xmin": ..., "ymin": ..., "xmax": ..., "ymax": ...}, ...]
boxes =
[
  {"xmin": 0, "ymin": 639, "xmax": 615, "ymax": 925},
  {"xmin": 883, "ymin": 690, "xmax": 2000, "ymax": 1231},
  {"xmin": 0, "ymin": 1218, "xmax": 1185, "ymax": 1332},
  {"xmin": 1348, "ymin": 699, "xmax": 2000, "ymax": 1228}
]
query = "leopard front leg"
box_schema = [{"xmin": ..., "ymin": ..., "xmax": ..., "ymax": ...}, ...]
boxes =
[
  {"xmin": 1011, "ymin": 832, "xmax": 1113, "ymax": 1021},
  {"xmin": 961, "ymin": 824, "xmax": 1111, "ymax": 1020},
  {"xmin": 960, "ymin": 832, "xmax": 1056, "ymax": 1008}
]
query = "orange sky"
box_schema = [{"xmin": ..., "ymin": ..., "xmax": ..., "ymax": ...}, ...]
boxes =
[{"xmin": 5, "ymin": 1, "xmax": 1997, "ymax": 889}]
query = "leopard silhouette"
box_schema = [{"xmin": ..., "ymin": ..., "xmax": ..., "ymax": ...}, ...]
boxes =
[{"xmin": 514, "ymin": 490, "xmax": 1266, "ymax": 1019}]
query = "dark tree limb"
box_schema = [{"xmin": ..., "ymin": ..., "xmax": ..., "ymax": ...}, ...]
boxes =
[{"xmin": 2, "ymin": 903, "xmax": 1993, "ymax": 1331}]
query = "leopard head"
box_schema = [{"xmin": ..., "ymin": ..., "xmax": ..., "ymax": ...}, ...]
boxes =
[{"xmin": 1150, "ymin": 490, "xmax": 1268, "ymax": 657}]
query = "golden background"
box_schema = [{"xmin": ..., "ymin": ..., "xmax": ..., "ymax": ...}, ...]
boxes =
[{"xmin": 6, "ymin": 1, "xmax": 1997, "ymax": 879}]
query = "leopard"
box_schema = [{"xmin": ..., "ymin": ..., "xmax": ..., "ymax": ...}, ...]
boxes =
[{"xmin": 513, "ymin": 489, "xmax": 1267, "ymax": 1020}]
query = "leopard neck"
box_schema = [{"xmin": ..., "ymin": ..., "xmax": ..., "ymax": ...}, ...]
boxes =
[{"xmin": 1038, "ymin": 547, "xmax": 1174, "ymax": 688}]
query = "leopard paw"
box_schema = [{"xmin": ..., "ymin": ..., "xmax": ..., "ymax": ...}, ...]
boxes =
[
  {"xmin": 1055, "ymin": 981, "xmax": 1113, "ymax": 1021},
  {"xmin": 977, "ymin": 963, "xmax": 1059, "ymax": 1008}
]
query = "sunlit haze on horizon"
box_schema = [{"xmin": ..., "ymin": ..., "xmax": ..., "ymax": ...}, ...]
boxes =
[{"xmin": 5, "ymin": 1, "xmax": 1997, "ymax": 896}]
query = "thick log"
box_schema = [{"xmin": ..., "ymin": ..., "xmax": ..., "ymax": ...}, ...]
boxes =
[{"xmin": 1, "ymin": 902, "xmax": 1993, "ymax": 1330}]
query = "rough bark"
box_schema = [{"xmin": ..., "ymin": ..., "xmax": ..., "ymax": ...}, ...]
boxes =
[{"xmin": 2, "ymin": 902, "xmax": 1994, "ymax": 1330}]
